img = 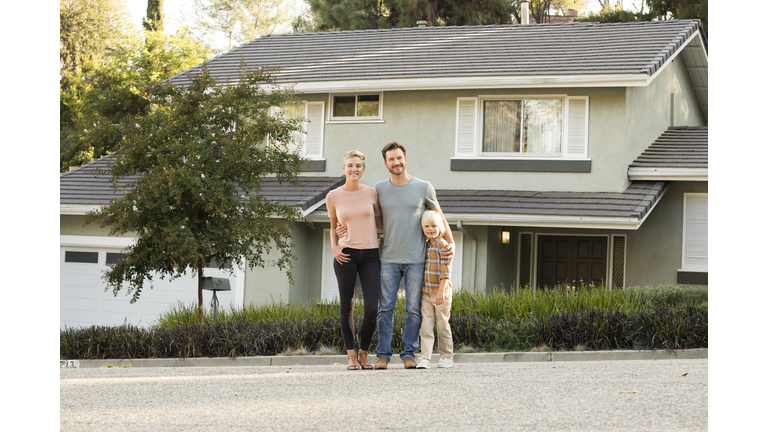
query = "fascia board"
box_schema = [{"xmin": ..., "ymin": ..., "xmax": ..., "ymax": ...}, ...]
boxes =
[
  {"xmin": 305, "ymin": 210, "xmax": 641, "ymax": 230},
  {"xmin": 628, "ymin": 168, "xmax": 708, "ymax": 181},
  {"xmin": 60, "ymin": 234, "xmax": 135, "ymax": 248},
  {"xmin": 60, "ymin": 205, "xmax": 100, "ymax": 215},
  {"xmin": 443, "ymin": 213, "xmax": 643, "ymax": 230},
  {"xmin": 645, "ymin": 30, "xmax": 706, "ymax": 86},
  {"xmin": 279, "ymin": 74, "xmax": 652, "ymax": 94},
  {"xmin": 300, "ymin": 199, "xmax": 327, "ymax": 218}
]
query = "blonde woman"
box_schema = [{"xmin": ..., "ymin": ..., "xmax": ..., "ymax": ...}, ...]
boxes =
[{"xmin": 325, "ymin": 150, "xmax": 383, "ymax": 370}]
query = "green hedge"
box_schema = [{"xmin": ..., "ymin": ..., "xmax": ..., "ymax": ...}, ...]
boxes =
[{"xmin": 60, "ymin": 308, "xmax": 706, "ymax": 360}]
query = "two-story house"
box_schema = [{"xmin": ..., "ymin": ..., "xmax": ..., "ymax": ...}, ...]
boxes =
[{"xmin": 60, "ymin": 20, "xmax": 708, "ymax": 328}]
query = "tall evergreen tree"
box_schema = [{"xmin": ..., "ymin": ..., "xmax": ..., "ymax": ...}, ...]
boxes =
[{"xmin": 144, "ymin": 0, "xmax": 164, "ymax": 31}]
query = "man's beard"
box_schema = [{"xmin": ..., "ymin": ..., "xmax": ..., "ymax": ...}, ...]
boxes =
[{"xmin": 387, "ymin": 164, "xmax": 404, "ymax": 175}]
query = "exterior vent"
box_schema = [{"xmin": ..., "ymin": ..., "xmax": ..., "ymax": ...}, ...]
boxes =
[{"xmin": 416, "ymin": 20, "xmax": 427, "ymax": 27}]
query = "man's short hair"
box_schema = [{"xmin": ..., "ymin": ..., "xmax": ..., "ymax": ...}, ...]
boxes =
[
  {"xmin": 381, "ymin": 141, "xmax": 406, "ymax": 160},
  {"xmin": 343, "ymin": 150, "xmax": 366, "ymax": 166},
  {"xmin": 421, "ymin": 210, "xmax": 445, "ymax": 235}
]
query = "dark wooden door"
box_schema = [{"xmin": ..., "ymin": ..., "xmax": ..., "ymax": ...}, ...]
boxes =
[{"xmin": 537, "ymin": 236, "xmax": 607, "ymax": 288}]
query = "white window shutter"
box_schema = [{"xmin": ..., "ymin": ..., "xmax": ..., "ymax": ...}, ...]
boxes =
[
  {"xmin": 304, "ymin": 101, "xmax": 325, "ymax": 159},
  {"xmin": 566, "ymin": 97, "xmax": 588, "ymax": 157},
  {"xmin": 456, "ymin": 98, "xmax": 478, "ymax": 156},
  {"xmin": 683, "ymin": 194, "xmax": 708, "ymax": 271}
]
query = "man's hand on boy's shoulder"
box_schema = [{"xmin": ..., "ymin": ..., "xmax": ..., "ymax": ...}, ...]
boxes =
[{"xmin": 440, "ymin": 242, "xmax": 455, "ymax": 265}]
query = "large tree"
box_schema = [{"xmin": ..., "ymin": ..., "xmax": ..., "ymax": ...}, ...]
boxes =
[
  {"xmin": 60, "ymin": 0, "xmax": 130, "ymax": 159},
  {"xmin": 193, "ymin": 0, "xmax": 296, "ymax": 51},
  {"xmin": 60, "ymin": 27, "xmax": 212, "ymax": 171},
  {"xmin": 305, "ymin": 0, "xmax": 515, "ymax": 30},
  {"xmin": 85, "ymin": 67, "xmax": 307, "ymax": 324}
]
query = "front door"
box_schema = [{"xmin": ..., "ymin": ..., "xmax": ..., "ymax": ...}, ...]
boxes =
[{"xmin": 536, "ymin": 235, "xmax": 607, "ymax": 288}]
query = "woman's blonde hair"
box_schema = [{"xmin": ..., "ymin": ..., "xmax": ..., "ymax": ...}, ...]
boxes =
[
  {"xmin": 343, "ymin": 150, "xmax": 366, "ymax": 166},
  {"xmin": 421, "ymin": 209, "xmax": 444, "ymax": 235}
]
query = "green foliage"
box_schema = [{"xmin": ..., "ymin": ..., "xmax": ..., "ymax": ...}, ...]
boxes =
[
  {"xmin": 61, "ymin": 285, "xmax": 707, "ymax": 359},
  {"xmin": 61, "ymin": 27, "xmax": 212, "ymax": 171},
  {"xmin": 305, "ymin": 0, "xmax": 515, "ymax": 31},
  {"xmin": 575, "ymin": 8, "xmax": 655, "ymax": 23},
  {"xmin": 193, "ymin": 0, "xmax": 295, "ymax": 51},
  {"xmin": 528, "ymin": 306, "xmax": 707, "ymax": 351},
  {"xmin": 144, "ymin": 0, "xmax": 164, "ymax": 31},
  {"xmin": 84, "ymin": 67, "xmax": 307, "ymax": 312}
]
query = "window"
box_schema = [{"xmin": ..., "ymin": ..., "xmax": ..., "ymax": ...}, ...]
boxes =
[
  {"xmin": 681, "ymin": 193, "xmax": 708, "ymax": 272},
  {"xmin": 482, "ymin": 99, "xmax": 563, "ymax": 155},
  {"xmin": 330, "ymin": 94, "xmax": 382, "ymax": 121},
  {"xmin": 270, "ymin": 101, "xmax": 325, "ymax": 162},
  {"xmin": 453, "ymin": 95, "xmax": 589, "ymax": 172},
  {"xmin": 65, "ymin": 251, "xmax": 98, "ymax": 264}
]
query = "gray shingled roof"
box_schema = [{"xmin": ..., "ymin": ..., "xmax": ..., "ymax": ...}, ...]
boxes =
[
  {"xmin": 311, "ymin": 181, "xmax": 666, "ymax": 222},
  {"xmin": 168, "ymin": 20, "xmax": 703, "ymax": 87},
  {"xmin": 435, "ymin": 181, "xmax": 667, "ymax": 220},
  {"xmin": 630, "ymin": 126, "xmax": 707, "ymax": 169},
  {"xmin": 60, "ymin": 154, "xmax": 345, "ymax": 211}
]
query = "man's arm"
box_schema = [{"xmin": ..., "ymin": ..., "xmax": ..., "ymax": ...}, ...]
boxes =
[{"xmin": 427, "ymin": 203, "xmax": 455, "ymax": 263}]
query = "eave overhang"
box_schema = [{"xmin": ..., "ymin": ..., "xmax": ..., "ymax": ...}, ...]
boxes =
[{"xmin": 628, "ymin": 167, "xmax": 708, "ymax": 181}]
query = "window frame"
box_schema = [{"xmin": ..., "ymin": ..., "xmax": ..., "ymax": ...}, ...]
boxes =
[
  {"xmin": 455, "ymin": 94, "xmax": 589, "ymax": 160},
  {"xmin": 328, "ymin": 93, "xmax": 384, "ymax": 122}
]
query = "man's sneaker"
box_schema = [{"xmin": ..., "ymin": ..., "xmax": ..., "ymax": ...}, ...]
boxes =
[
  {"xmin": 403, "ymin": 357, "xmax": 418, "ymax": 369},
  {"xmin": 373, "ymin": 356, "xmax": 389, "ymax": 370},
  {"xmin": 416, "ymin": 358, "xmax": 431, "ymax": 369},
  {"xmin": 437, "ymin": 358, "xmax": 454, "ymax": 368}
]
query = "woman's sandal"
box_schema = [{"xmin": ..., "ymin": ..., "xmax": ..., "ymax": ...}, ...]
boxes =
[
  {"xmin": 357, "ymin": 351, "xmax": 373, "ymax": 370},
  {"xmin": 347, "ymin": 354, "xmax": 360, "ymax": 370}
]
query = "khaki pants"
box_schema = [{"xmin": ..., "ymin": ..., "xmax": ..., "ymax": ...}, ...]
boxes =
[{"xmin": 418, "ymin": 287, "xmax": 453, "ymax": 361}]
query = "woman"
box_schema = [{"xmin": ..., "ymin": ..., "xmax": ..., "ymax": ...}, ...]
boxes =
[{"xmin": 325, "ymin": 150, "xmax": 383, "ymax": 370}]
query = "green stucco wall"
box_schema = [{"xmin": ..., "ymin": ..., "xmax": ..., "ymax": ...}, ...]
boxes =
[
  {"xmin": 299, "ymin": 88, "xmax": 631, "ymax": 192},
  {"xmin": 624, "ymin": 181, "xmax": 708, "ymax": 286}
]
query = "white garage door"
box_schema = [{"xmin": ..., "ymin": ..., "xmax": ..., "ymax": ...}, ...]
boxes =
[{"xmin": 60, "ymin": 236, "xmax": 243, "ymax": 329}]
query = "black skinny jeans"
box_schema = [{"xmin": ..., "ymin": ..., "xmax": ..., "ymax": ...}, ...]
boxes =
[{"xmin": 333, "ymin": 248, "xmax": 381, "ymax": 352}]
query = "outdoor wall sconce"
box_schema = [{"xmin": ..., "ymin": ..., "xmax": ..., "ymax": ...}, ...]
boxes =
[{"xmin": 502, "ymin": 231, "xmax": 510, "ymax": 244}]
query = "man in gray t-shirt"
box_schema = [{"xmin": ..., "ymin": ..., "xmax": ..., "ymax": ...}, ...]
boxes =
[{"xmin": 372, "ymin": 142, "xmax": 454, "ymax": 369}]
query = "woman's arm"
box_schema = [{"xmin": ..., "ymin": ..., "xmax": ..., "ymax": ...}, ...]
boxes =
[{"xmin": 329, "ymin": 216, "xmax": 350, "ymax": 265}]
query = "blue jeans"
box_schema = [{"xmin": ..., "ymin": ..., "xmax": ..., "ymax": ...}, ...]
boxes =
[{"xmin": 376, "ymin": 262, "xmax": 425, "ymax": 361}]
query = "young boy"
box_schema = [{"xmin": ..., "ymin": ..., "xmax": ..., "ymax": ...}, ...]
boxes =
[{"xmin": 416, "ymin": 210, "xmax": 454, "ymax": 369}]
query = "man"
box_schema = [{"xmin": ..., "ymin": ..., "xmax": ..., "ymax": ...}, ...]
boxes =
[{"xmin": 365, "ymin": 141, "xmax": 454, "ymax": 369}]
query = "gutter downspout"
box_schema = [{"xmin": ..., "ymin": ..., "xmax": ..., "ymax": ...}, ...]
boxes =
[{"xmin": 457, "ymin": 221, "xmax": 477, "ymax": 291}]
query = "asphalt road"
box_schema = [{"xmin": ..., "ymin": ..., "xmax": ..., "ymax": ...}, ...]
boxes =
[{"xmin": 60, "ymin": 359, "xmax": 707, "ymax": 431}]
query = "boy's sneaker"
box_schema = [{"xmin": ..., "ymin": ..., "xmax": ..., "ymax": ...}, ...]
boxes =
[
  {"xmin": 437, "ymin": 358, "xmax": 454, "ymax": 368},
  {"xmin": 416, "ymin": 359, "xmax": 431, "ymax": 369}
]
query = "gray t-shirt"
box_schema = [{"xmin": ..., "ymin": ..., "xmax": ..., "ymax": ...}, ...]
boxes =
[{"xmin": 375, "ymin": 177, "xmax": 439, "ymax": 264}]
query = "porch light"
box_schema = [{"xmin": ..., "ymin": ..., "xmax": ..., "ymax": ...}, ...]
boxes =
[{"xmin": 502, "ymin": 231, "xmax": 510, "ymax": 244}]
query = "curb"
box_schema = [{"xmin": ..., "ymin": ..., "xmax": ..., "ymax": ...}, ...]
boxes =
[{"xmin": 63, "ymin": 348, "xmax": 707, "ymax": 369}]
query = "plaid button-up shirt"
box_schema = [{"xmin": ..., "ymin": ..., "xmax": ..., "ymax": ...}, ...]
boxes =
[{"xmin": 423, "ymin": 236, "xmax": 452, "ymax": 293}]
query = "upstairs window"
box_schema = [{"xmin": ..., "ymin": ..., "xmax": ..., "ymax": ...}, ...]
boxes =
[
  {"xmin": 330, "ymin": 94, "xmax": 382, "ymax": 121},
  {"xmin": 270, "ymin": 101, "xmax": 325, "ymax": 160},
  {"xmin": 482, "ymin": 99, "xmax": 563, "ymax": 155},
  {"xmin": 456, "ymin": 95, "xmax": 589, "ymax": 160}
]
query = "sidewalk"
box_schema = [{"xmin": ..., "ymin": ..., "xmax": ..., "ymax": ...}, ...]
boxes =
[{"xmin": 65, "ymin": 348, "xmax": 707, "ymax": 368}]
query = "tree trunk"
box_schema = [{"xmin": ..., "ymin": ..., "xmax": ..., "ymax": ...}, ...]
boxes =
[
  {"xmin": 197, "ymin": 258, "xmax": 204, "ymax": 324},
  {"xmin": 144, "ymin": 0, "xmax": 164, "ymax": 31}
]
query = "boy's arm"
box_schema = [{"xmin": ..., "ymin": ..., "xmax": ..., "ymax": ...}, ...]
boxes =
[{"xmin": 436, "ymin": 278, "xmax": 450, "ymax": 305}]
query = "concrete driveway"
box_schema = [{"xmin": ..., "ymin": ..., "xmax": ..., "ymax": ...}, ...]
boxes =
[{"xmin": 60, "ymin": 359, "xmax": 707, "ymax": 431}]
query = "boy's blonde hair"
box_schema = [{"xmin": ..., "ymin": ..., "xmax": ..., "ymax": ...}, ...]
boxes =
[
  {"xmin": 421, "ymin": 210, "xmax": 444, "ymax": 236},
  {"xmin": 343, "ymin": 150, "xmax": 366, "ymax": 167}
]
